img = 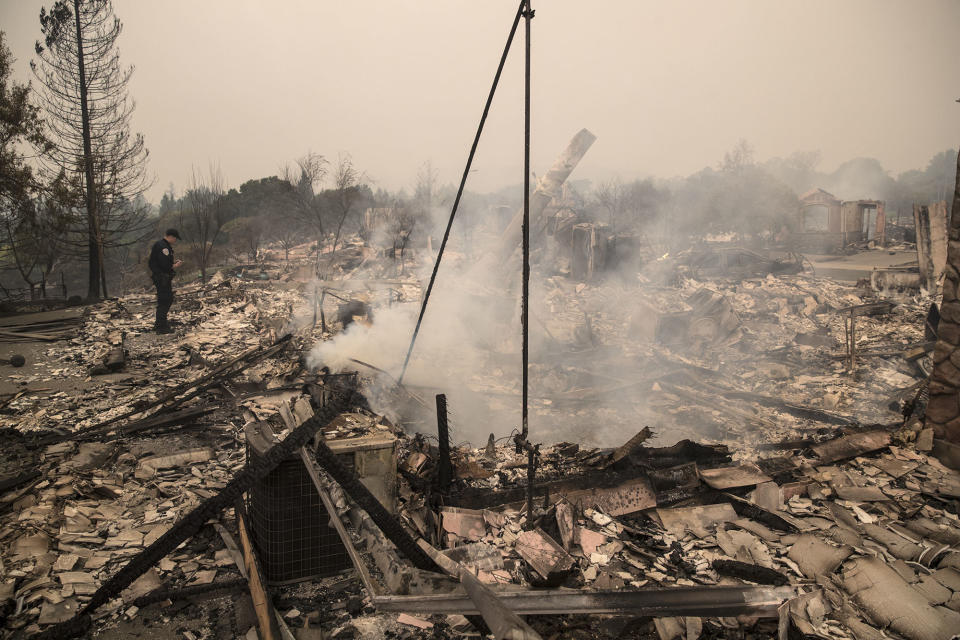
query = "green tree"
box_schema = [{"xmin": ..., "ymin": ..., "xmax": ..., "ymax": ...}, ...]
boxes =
[
  {"xmin": 232, "ymin": 176, "xmax": 301, "ymax": 262},
  {"xmin": 0, "ymin": 32, "xmax": 47, "ymax": 209},
  {"xmin": 0, "ymin": 30, "xmax": 59, "ymax": 296}
]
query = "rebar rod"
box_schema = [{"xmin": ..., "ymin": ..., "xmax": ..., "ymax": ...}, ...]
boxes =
[{"xmin": 436, "ymin": 393, "xmax": 452, "ymax": 492}]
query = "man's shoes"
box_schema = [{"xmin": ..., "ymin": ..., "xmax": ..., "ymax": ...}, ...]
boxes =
[{"xmin": 155, "ymin": 326, "xmax": 174, "ymax": 334}]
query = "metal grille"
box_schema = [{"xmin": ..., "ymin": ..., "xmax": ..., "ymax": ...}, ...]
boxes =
[{"xmin": 246, "ymin": 446, "xmax": 352, "ymax": 584}]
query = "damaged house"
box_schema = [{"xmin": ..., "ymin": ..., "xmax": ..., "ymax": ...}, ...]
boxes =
[{"xmin": 795, "ymin": 189, "xmax": 886, "ymax": 253}]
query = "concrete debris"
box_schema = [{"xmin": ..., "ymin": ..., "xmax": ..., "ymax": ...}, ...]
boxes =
[
  {"xmin": 657, "ymin": 504, "xmax": 738, "ymax": 538},
  {"xmin": 786, "ymin": 534, "xmax": 852, "ymax": 578},
  {"xmin": 134, "ymin": 447, "xmax": 215, "ymax": 479},
  {"xmin": 515, "ymin": 528, "xmax": 575, "ymax": 580},
  {"xmin": 699, "ymin": 463, "xmax": 772, "ymax": 490}
]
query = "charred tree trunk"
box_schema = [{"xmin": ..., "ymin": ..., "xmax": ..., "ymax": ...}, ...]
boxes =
[
  {"xmin": 73, "ymin": 0, "xmax": 102, "ymax": 301},
  {"xmin": 926, "ymin": 147, "xmax": 960, "ymax": 443},
  {"xmin": 494, "ymin": 128, "xmax": 596, "ymax": 262}
]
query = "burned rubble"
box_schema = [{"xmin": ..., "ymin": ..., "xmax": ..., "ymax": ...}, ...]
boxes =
[
  {"xmin": 0, "ymin": 217, "xmax": 957, "ymax": 640},
  {"xmin": 2, "ymin": 0, "xmax": 958, "ymax": 638}
]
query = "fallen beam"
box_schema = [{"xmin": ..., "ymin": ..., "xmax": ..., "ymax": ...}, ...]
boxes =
[
  {"xmin": 82, "ymin": 405, "xmax": 216, "ymax": 443},
  {"xmin": 0, "ymin": 328, "xmax": 65, "ymax": 341},
  {"xmin": 0, "ymin": 469, "xmax": 41, "ymax": 495},
  {"xmin": 298, "ymin": 448, "xmax": 378, "ymax": 595},
  {"xmin": 491, "ymin": 128, "xmax": 597, "ymax": 264},
  {"xmin": 418, "ymin": 539, "xmax": 542, "ymax": 640},
  {"xmin": 33, "ymin": 390, "xmax": 361, "ymax": 640},
  {"xmin": 455, "ymin": 468, "xmax": 651, "ymax": 511},
  {"xmin": 131, "ymin": 578, "xmax": 247, "ymax": 609},
  {"xmin": 40, "ymin": 335, "xmax": 292, "ymax": 445},
  {"xmin": 237, "ymin": 502, "xmax": 282, "ymax": 640},
  {"xmin": 310, "ymin": 437, "xmax": 440, "ymax": 573},
  {"xmin": 371, "ymin": 584, "xmax": 795, "ymax": 617}
]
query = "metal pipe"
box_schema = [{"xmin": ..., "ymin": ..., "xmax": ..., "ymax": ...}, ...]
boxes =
[
  {"xmin": 521, "ymin": 0, "xmax": 533, "ymax": 441},
  {"xmin": 371, "ymin": 584, "xmax": 796, "ymax": 618}
]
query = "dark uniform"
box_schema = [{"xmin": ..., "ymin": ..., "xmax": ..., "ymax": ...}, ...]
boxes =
[{"xmin": 148, "ymin": 238, "xmax": 176, "ymax": 331}]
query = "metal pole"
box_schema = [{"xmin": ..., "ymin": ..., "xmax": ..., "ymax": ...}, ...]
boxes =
[{"xmin": 521, "ymin": 0, "xmax": 532, "ymax": 440}]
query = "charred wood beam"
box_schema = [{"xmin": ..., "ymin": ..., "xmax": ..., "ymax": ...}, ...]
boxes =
[
  {"xmin": 0, "ymin": 469, "xmax": 41, "ymax": 495},
  {"xmin": 664, "ymin": 368, "xmax": 857, "ymax": 427},
  {"xmin": 237, "ymin": 501, "xmax": 282, "ymax": 640},
  {"xmin": 155, "ymin": 334, "xmax": 293, "ymax": 405},
  {"xmin": 310, "ymin": 437, "xmax": 440, "ymax": 573},
  {"xmin": 33, "ymin": 389, "xmax": 360, "ymax": 640},
  {"xmin": 610, "ymin": 439, "xmax": 730, "ymax": 472},
  {"xmin": 82, "ymin": 405, "xmax": 215, "ymax": 443},
  {"xmin": 454, "ymin": 467, "xmax": 647, "ymax": 510},
  {"xmin": 298, "ymin": 448, "xmax": 378, "ymax": 596},
  {"xmin": 38, "ymin": 335, "xmax": 293, "ymax": 446},
  {"xmin": 0, "ymin": 328, "xmax": 66, "ymax": 341},
  {"xmin": 711, "ymin": 390, "xmax": 856, "ymax": 426},
  {"xmin": 131, "ymin": 578, "xmax": 248, "ymax": 609}
]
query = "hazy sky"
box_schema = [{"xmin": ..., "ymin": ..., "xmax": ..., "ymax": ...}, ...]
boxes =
[{"xmin": 3, "ymin": 0, "xmax": 958, "ymax": 202}]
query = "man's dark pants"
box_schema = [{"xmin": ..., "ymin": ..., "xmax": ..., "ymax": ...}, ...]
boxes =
[{"xmin": 154, "ymin": 275, "xmax": 173, "ymax": 329}]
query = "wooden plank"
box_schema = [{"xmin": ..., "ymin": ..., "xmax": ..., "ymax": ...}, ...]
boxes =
[
  {"xmin": 0, "ymin": 329, "xmax": 65, "ymax": 341},
  {"xmin": 236, "ymin": 503, "xmax": 281, "ymax": 640},
  {"xmin": 0, "ymin": 308, "xmax": 83, "ymax": 328},
  {"xmin": 273, "ymin": 610, "xmax": 297, "ymax": 640},
  {"xmin": 211, "ymin": 522, "xmax": 247, "ymax": 580}
]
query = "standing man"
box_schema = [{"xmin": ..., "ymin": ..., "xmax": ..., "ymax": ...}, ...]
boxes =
[{"xmin": 148, "ymin": 228, "xmax": 183, "ymax": 334}]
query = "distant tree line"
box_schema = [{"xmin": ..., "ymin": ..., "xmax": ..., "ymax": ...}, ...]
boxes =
[
  {"xmin": 148, "ymin": 153, "xmax": 376, "ymax": 283},
  {"xmin": 577, "ymin": 140, "xmax": 957, "ymax": 251},
  {"xmin": 1, "ymin": 0, "xmax": 955, "ymax": 300}
]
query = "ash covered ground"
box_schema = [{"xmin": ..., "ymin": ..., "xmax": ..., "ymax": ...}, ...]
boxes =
[{"xmin": 0, "ymin": 231, "xmax": 958, "ymax": 640}]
